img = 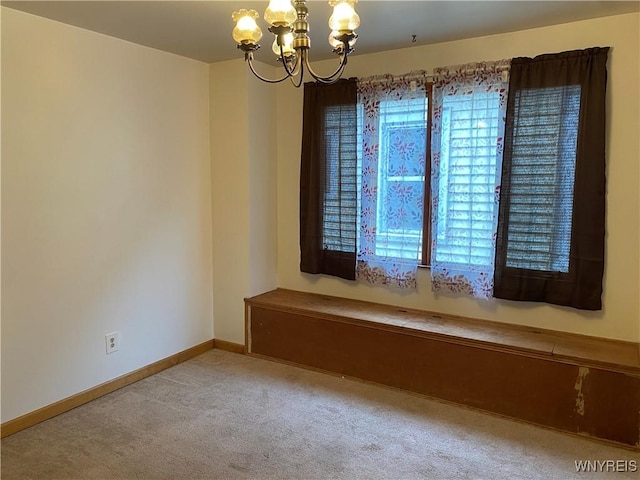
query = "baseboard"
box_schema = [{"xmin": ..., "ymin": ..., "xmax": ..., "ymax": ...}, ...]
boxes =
[
  {"xmin": 1, "ymin": 339, "xmax": 214, "ymax": 438},
  {"xmin": 213, "ymin": 339, "xmax": 246, "ymax": 354}
]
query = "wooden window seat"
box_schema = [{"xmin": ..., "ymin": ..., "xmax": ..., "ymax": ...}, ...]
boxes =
[{"xmin": 245, "ymin": 288, "xmax": 640, "ymax": 449}]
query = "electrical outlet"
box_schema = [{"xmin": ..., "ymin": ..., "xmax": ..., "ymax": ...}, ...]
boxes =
[{"xmin": 105, "ymin": 331, "xmax": 120, "ymax": 354}]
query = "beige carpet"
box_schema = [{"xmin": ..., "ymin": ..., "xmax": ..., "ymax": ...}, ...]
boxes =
[{"xmin": 2, "ymin": 349, "xmax": 638, "ymax": 479}]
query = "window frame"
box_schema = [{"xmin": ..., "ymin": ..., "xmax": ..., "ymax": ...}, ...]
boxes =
[{"xmin": 421, "ymin": 83, "xmax": 433, "ymax": 267}]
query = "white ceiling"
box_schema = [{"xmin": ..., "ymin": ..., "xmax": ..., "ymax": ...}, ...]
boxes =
[{"xmin": 3, "ymin": 1, "xmax": 639, "ymax": 64}]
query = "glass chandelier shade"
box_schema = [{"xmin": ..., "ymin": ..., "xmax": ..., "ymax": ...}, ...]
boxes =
[
  {"xmin": 272, "ymin": 32, "xmax": 296, "ymax": 57},
  {"xmin": 231, "ymin": 9, "xmax": 263, "ymax": 44},
  {"xmin": 328, "ymin": 0, "xmax": 360, "ymax": 32},
  {"xmin": 264, "ymin": 0, "xmax": 297, "ymax": 26}
]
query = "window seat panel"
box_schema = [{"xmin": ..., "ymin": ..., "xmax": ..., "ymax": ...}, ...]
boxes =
[{"xmin": 245, "ymin": 288, "xmax": 640, "ymax": 449}]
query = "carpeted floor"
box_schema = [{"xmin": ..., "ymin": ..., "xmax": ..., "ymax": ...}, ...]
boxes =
[{"xmin": 2, "ymin": 349, "xmax": 638, "ymax": 479}]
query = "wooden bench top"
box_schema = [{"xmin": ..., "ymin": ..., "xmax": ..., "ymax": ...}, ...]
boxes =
[{"xmin": 246, "ymin": 288, "xmax": 640, "ymax": 374}]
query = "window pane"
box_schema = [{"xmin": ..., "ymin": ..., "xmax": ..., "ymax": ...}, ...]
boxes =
[
  {"xmin": 504, "ymin": 85, "xmax": 580, "ymax": 273},
  {"xmin": 435, "ymin": 91, "xmax": 501, "ymax": 267},
  {"xmin": 374, "ymin": 97, "xmax": 428, "ymax": 259},
  {"xmin": 323, "ymin": 104, "xmax": 358, "ymax": 253}
]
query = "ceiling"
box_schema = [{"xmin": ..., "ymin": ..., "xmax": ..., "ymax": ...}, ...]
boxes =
[{"xmin": 3, "ymin": 1, "xmax": 639, "ymax": 64}]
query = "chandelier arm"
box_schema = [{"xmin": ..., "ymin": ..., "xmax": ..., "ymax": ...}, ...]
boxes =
[
  {"xmin": 246, "ymin": 53, "xmax": 293, "ymax": 84},
  {"xmin": 289, "ymin": 62, "xmax": 306, "ymax": 88},
  {"xmin": 303, "ymin": 51, "xmax": 349, "ymax": 84},
  {"xmin": 279, "ymin": 44, "xmax": 300, "ymax": 78},
  {"xmin": 289, "ymin": 56, "xmax": 303, "ymax": 77}
]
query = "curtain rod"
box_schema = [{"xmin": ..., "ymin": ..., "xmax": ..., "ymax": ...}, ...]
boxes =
[
  {"xmin": 357, "ymin": 70, "xmax": 431, "ymax": 85},
  {"xmin": 358, "ymin": 61, "xmax": 511, "ymax": 85}
]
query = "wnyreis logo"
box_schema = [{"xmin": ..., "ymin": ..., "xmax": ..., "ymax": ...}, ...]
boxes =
[{"xmin": 575, "ymin": 460, "xmax": 637, "ymax": 473}]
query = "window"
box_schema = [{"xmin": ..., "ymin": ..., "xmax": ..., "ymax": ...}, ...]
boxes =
[
  {"xmin": 494, "ymin": 47, "xmax": 609, "ymax": 310},
  {"xmin": 434, "ymin": 90, "xmax": 503, "ymax": 268},
  {"xmin": 304, "ymin": 68, "xmax": 507, "ymax": 292},
  {"xmin": 301, "ymin": 48, "xmax": 607, "ymax": 310},
  {"xmin": 502, "ymin": 85, "xmax": 580, "ymax": 273},
  {"xmin": 300, "ymin": 79, "xmax": 357, "ymax": 281},
  {"xmin": 430, "ymin": 61, "xmax": 510, "ymax": 299},
  {"xmin": 367, "ymin": 96, "xmax": 429, "ymax": 260},
  {"xmin": 322, "ymin": 104, "xmax": 358, "ymax": 254},
  {"xmin": 356, "ymin": 76, "xmax": 430, "ymax": 288}
]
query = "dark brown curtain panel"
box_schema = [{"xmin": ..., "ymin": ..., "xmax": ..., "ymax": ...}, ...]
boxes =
[
  {"xmin": 300, "ymin": 78, "xmax": 357, "ymax": 280},
  {"xmin": 494, "ymin": 47, "xmax": 609, "ymax": 310}
]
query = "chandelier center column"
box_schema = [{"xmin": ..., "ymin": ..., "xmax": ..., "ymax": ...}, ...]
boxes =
[{"xmin": 292, "ymin": 0, "xmax": 310, "ymax": 51}]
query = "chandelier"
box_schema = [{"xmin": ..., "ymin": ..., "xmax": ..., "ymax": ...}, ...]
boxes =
[{"xmin": 231, "ymin": 0, "xmax": 360, "ymax": 86}]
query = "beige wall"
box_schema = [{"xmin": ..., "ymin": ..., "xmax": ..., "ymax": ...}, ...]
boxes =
[
  {"xmin": 276, "ymin": 13, "xmax": 640, "ymax": 343},
  {"xmin": 1, "ymin": 8, "xmax": 213, "ymax": 422},
  {"xmin": 210, "ymin": 60, "xmax": 250, "ymax": 344},
  {"xmin": 210, "ymin": 60, "xmax": 277, "ymax": 345},
  {"xmin": 248, "ymin": 72, "xmax": 278, "ymax": 298}
]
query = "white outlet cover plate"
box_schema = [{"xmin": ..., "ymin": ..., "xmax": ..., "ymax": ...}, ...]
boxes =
[{"xmin": 105, "ymin": 331, "xmax": 120, "ymax": 354}]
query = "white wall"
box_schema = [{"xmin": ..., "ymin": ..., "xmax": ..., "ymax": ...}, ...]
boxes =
[
  {"xmin": 276, "ymin": 13, "xmax": 640, "ymax": 343},
  {"xmin": 1, "ymin": 8, "xmax": 213, "ymax": 422},
  {"xmin": 210, "ymin": 60, "xmax": 277, "ymax": 345}
]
